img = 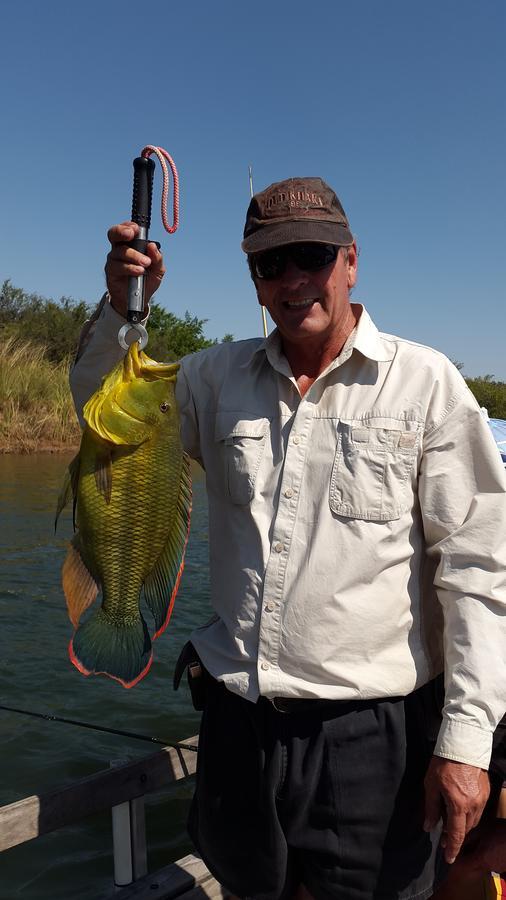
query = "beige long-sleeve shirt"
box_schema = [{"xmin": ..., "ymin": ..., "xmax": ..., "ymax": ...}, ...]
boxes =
[{"xmin": 71, "ymin": 297, "xmax": 506, "ymax": 768}]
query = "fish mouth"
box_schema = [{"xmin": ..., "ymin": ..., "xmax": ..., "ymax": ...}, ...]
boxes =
[{"xmin": 129, "ymin": 341, "xmax": 179, "ymax": 380}]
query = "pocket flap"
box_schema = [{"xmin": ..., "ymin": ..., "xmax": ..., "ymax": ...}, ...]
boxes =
[
  {"xmin": 340, "ymin": 418, "xmax": 421, "ymax": 451},
  {"xmin": 214, "ymin": 413, "xmax": 270, "ymax": 443}
]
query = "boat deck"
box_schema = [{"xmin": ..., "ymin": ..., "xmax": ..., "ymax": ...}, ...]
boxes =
[{"xmin": 0, "ymin": 735, "xmax": 225, "ymax": 899}]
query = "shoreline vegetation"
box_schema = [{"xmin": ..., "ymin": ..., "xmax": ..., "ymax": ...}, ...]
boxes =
[
  {"xmin": 1, "ymin": 279, "xmax": 506, "ymax": 453},
  {"xmin": 0, "ymin": 279, "xmax": 234, "ymax": 453}
]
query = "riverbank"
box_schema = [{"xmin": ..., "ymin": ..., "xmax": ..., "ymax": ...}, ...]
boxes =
[{"xmin": 0, "ymin": 442, "xmax": 80, "ymax": 453}]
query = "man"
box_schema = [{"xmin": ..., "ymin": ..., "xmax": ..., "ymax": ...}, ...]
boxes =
[{"xmin": 70, "ymin": 177, "xmax": 506, "ymax": 900}]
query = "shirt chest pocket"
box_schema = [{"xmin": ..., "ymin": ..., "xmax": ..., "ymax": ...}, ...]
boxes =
[
  {"xmin": 329, "ymin": 420, "xmax": 421, "ymax": 521},
  {"xmin": 215, "ymin": 415, "xmax": 270, "ymax": 505}
]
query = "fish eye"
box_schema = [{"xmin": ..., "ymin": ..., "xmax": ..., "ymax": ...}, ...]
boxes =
[{"xmin": 159, "ymin": 401, "xmax": 170, "ymax": 413}]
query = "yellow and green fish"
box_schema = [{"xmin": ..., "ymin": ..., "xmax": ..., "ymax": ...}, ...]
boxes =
[{"xmin": 56, "ymin": 341, "xmax": 191, "ymax": 687}]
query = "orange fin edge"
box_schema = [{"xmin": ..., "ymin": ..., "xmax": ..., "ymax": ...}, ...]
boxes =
[{"xmin": 68, "ymin": 638, "xmax": 154, "ymax": 689}]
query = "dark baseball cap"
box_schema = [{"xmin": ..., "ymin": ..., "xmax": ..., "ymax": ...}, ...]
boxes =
[{"xmin": 241, "ymin": 177, "xmax": 353, "ymax": 254}]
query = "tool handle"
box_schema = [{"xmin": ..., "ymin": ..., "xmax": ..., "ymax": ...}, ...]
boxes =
[
  {"xmin": 131, "ymin": 156, "xmax": 155, "ymax": 229},
  {"xmin": 127, "ymin": 156, "xmax": 156, "ymax": 323}
]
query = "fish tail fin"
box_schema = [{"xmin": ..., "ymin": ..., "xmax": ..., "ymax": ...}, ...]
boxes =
[
  {"xmin": 143, "ymin": 453, "xmax": 192, "ymax": 638},
  {"xmin": 69, "ymin": 610, "xmax": 152, "ymax": 688}
]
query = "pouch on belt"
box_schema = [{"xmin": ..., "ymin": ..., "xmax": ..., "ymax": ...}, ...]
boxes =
[{"xmin": 174, "ymin": 640, "xmax": 211, "ymax": 711}]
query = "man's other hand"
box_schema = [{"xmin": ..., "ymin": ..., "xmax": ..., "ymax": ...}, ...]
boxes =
[
  {"xmin": 424, "ymin": 756, "xmax": 490, "ymax": 864},
  {"xmin": 105, "ymin": 221, "xmax": 166, "ymax": 317}
]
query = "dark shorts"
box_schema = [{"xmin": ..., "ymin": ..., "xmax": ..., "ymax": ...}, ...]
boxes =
[{"xmin": 188, "ymin": 679, "xmax": 446, "ymax": 900}]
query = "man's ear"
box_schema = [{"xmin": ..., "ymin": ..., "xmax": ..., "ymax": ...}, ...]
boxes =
[{"xmin": 347, "ymin": 241, "xmax": 358, "ymax": 289}]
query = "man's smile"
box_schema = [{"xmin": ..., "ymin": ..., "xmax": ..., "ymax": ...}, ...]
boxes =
[{"xmin": 283, "ymin": 298, "xmax": 318, "ymax": 310}]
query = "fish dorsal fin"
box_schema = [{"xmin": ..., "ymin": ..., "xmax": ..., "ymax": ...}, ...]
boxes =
[
  {"xmin": 62, "ymin": 536, "xmax": 99, "ymax": 628},
  {"xmin": 55, "ymin": 453, "xmax": 81, "ymax": 531},
  {"xmin": 143, "ymin": 453, "xmax": 192, "ymax": 636}
]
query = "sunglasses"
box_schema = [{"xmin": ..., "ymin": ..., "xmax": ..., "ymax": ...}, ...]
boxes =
[{"xmin": 250, "ymin": 243, "xmax": 340, "ymax": 281}]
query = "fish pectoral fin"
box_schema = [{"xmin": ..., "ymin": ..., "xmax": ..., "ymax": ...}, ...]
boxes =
[
  {"xmin": 143, "ymin": 452, "xmax": 192, "ymax": 637},
  {"xmin": 94, "ymin": 447, "xmax": 113, "ymax": 503},
  {"xmin": 62, "ymin": 537, "xmax": 99, "ymax": 628},
  {"xmin": 54, "ymin": 453, "xmax": 81, "ymax": 531}
]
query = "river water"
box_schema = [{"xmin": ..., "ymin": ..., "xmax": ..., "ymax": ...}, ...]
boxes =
[{"xmin": 0, "ymin": 453, "xmax": 212, "ymax": 899}]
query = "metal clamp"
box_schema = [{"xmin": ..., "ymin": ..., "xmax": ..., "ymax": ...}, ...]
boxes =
[{"xmin": 118, "ymin": 322, "xmax": 148, "ymax": 351}]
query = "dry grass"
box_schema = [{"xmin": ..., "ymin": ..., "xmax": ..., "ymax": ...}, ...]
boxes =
[{"xmin": 0, "ymin": 336, "xmax": 81, "ymax": 452}]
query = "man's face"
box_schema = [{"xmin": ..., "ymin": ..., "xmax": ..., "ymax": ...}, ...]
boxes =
[{"xmin": 253, "ymin": 242, "xmax": 357, "ymax": 348}]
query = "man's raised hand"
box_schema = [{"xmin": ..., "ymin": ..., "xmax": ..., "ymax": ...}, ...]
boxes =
[{"xmin": 105, "ymin": 221, "xmax": 166, "ymax": 317}]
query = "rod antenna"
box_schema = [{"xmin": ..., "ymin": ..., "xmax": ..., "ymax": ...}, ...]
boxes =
[{"xmin": 249, "ymin": 165, "xmax": 268, "ymax": 338}]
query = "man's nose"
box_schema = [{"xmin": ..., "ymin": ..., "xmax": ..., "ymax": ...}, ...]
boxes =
[{"xmin": 280, "ymin": 258, "xmax": 310, "ymax": 288}]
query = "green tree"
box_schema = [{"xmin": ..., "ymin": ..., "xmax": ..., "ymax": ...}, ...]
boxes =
[
  {"xmin": 0, "ymin": 279, "xmax": 30, "ymax": 324},
  {"xmin": 465, "ymin": 376, "xmax": 506, "ymax": 419},
  {"xmin": 0, "ymin": 280, "xmax": 92, "ymax": 363},
  {"xmin": 147, "ymin": 303, "xmax": 217, "ymax": 360}
]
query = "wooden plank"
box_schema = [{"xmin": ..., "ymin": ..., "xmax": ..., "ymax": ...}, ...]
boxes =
[
  {"xmin": 97, "ymin": 853, "xmax": 225, "ymax": 900},
  {"xmin": 0, "ymin": 737, "xmax": 198, "ymax": 852}
]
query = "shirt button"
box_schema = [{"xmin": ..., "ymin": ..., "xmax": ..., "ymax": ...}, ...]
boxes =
[
  {"xmin": 284, "ymin": 488, "xmax": 293, "ymax": 499},
  {"xmin": 292, "ymin": 435, "xmax": 300, "ymax": 445},
  {"xmin": 265, "ymin": 601, "xmax": 275, "ymax": 612},
  {"xmin": 274, "ymin": 542, "xmax": 283, "ymax": 553},
  {"xmin": 260, "ymin": 662, "xmax": 269, "ymax": 671}
]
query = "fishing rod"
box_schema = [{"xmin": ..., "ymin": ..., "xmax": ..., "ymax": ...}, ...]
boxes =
[
  {"xmin": 118, "ymin": 145, "xmax": 180, "ymax": 351},
  {"xmin": 0, "ymin": 703, "xmax": 198, "ymax": 752},
  {"xmin": 249, "ymin": 164, "xmax": 269, "ymax": 339}
]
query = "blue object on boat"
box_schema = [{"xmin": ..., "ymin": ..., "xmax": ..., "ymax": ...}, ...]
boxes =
[{"xmin": 488, "ymin": 418, "xmax": 506, "ymax": 465}]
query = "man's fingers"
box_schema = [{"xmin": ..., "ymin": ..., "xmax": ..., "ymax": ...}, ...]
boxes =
[
  {"xmin": 146, "ymin": 242, "xmax": 166, "ymax": 276},
  {"xmin": 108, "ymin": 244, "xmax": 152, "ymax": 268},
  {"xmin": 423, "ymin": 781, "xmax": 442, "ymax": 832},
  {"xmin": 107, "ymin": 221, "xmax": 139, "ymax": 245},
  {"xmin": 146, "ymin": 241, "xmax": 163, "ymax": 261},
  {"xmin": 107, "ymin": 259, "xmax": 147, "ymax": 278},
  {"xmin": 443, "ymin": 810, "xmax": 468, "ymax": 864}
]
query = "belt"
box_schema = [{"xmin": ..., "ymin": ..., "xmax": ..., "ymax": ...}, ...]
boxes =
[{"xmin": 265, "ymin": 696, "xmax": 345, "ymax": 714}]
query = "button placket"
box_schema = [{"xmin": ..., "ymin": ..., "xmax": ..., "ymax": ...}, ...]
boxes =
[{"xmin": 258, "ymin": 403, "xmax": 314, "ymax": 678}]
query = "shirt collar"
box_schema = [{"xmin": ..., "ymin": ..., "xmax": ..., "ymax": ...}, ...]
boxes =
[
  {"xmin": 351, "ymin": 305, "xmax": 395, "ymax": 362},
  {"xmin": 247, "ymin": 303, "xmax": 395, "ymax": 371}
]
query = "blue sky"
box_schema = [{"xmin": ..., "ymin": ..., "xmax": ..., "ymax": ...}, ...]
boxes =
[{"xmin": 1, "ymin": 0, "xmax": 504, "ymax": 377}]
